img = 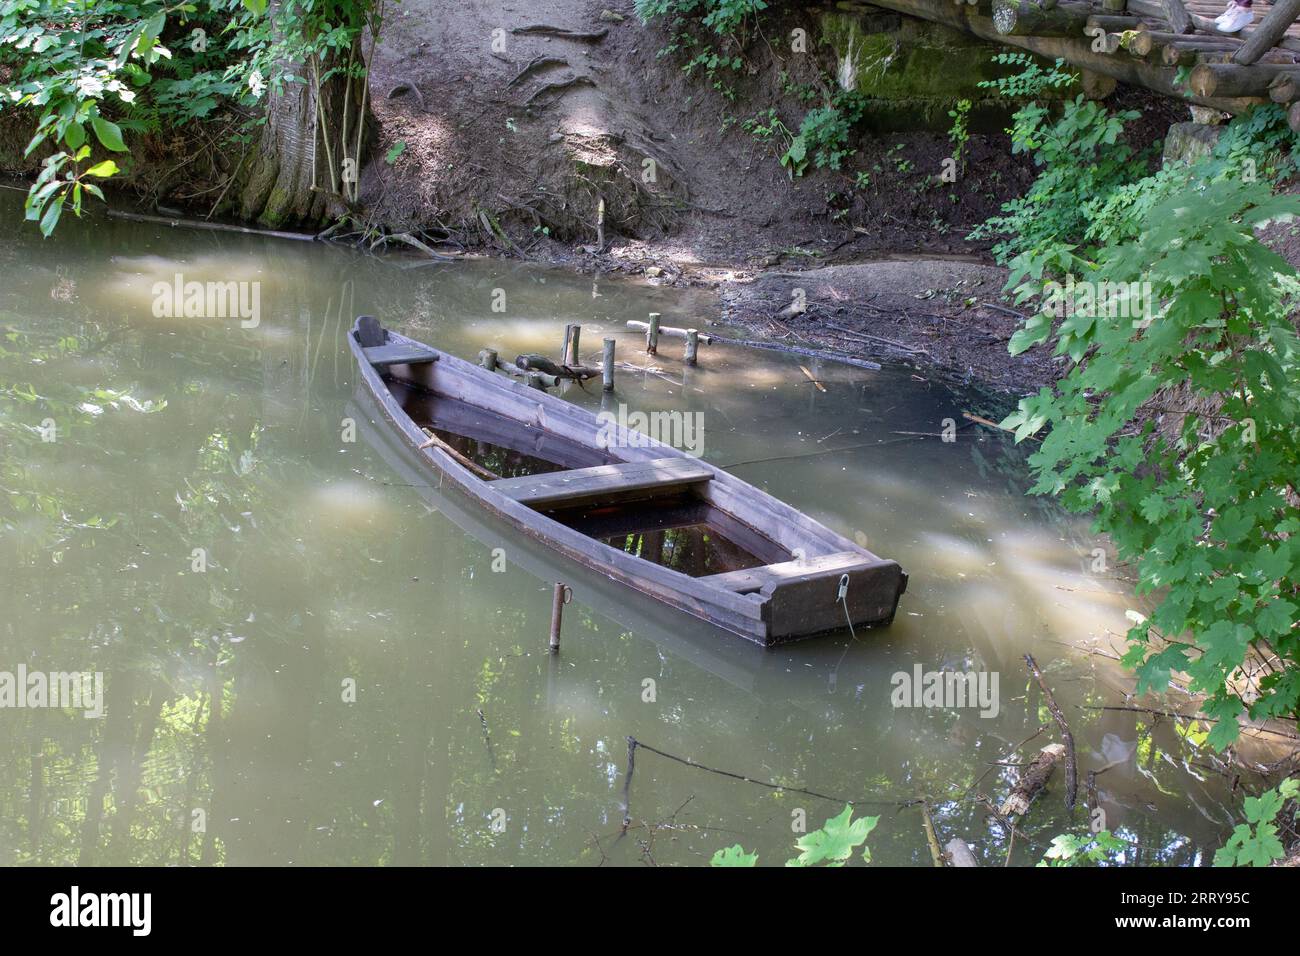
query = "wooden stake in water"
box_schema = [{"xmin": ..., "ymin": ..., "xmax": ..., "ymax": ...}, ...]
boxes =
[
  {"xmin": 685, "ymin": 328, "xmax": 700, "ymax": 366},
  {"xmin": 602, "ymin": 338, "xmax": 616, "ymax": 392},
  {"xmin": 550, "ymin": 583, "xmax": 572, "ymax": 653},
  {"xmin": 563, "ymin": 324, "xmax": 581, "ymax": 365},
  {"xmin": 645, "ymin": 312, "xmax": 661, "ymax": 355}
]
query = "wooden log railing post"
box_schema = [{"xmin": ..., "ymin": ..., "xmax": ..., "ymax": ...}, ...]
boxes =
[
  {"xmin": 602, "ymin": 338, "xmax": 616, "ymax": 391},
  {"xmin": 1084, "ymin": 25, "xmax": 1122, "ymax": 54},
  {"xmin": 549, "ymin": 583, "xmax": 572, "ymax": 652},
  {"xmin": 1162, "ymin": 37, "xmax": 1242, "ymax": 66},
  {"xmin": 1161, "ymin": 0, "xmax": 1194, "ymax": 35},
  {"xmin": 1233, "ymin": 0, "xmax": 1300, "ymax": 65},
  {"xmin": 1106, "ymin": 0, "xmax": 1300, "ymax": 56},
  {"xmin": 563, "ymin": 323, "xmax": 581, "ymax": 365},
  {"xmin": 1190, "ymin": 63, "xmax": 1300, "ymax": 98},
  {"xmin": 992, "ymin": 0, "xmax": 1090, "ymax": 36},
  {"xmin": 645, "ymin": 312, "xmax": 661, "ymax": 355},
  {"xmin": 626, "ymin": 320, "xmax": 714, "ymax": 346},
  {"xmin": 684, "ymin": 329, "xmax": 700, "ymax": 366},
  {"xmin": 479, "ymin": 347, "xmax": 498, "ymax": 371},
  {"xmin": 1271, "ymin": 72, "xmax": 1299, "ymax": 103},
  {"xmin": 1086, "ymin": 14, "xmax": 1144, "ymax": 32}
]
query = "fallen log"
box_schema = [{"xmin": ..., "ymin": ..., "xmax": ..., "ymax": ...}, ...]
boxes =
[
  {"xmin": 1024, "ymin": 653, "xmax": 1078, "ymax": 810},
  {"xmin": 992, "ymin": 0, "xmax": 1091, "ymax": 36},
  {"xmin": 707, "ymin": 333, "xmax": 884, "ymax": 371},
  {"xmin": 999, "ymin": 743, "xmax": 1066, "ymax": 817},
  {"xmin": 106, "ymin": 208, "xmax": 317, "ymax": 242},
  {"xmin": 921, "ymin": 802, "xmax": 944, "ymax": 867}
]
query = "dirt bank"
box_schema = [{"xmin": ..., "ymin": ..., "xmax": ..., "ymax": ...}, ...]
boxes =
[
  {"xmin": 711, "ymin": 258, "xmax": 1059, "ymax": 392},
  {"xmin": 1, "ymin": 0, "xmax": 1184, "ymax": 395},
  {"xmin": 366, "ymin": 0, "xmax": 1035, "ymax": 261},
  {"xmin": 359, "ymin": 0, "xmax": 1183, "ymax": 395}
]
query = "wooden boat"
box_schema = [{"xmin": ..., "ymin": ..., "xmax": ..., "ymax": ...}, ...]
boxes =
[{"xmin": 348, "ymin": 316, "xmax": 907, "ymax": 645}]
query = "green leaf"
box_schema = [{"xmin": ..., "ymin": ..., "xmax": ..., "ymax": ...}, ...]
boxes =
[
  {"xmin": 787, "ymin": 805, "xmax": 878, "ymax": 867},
  {"xmin": 1238, "ymin": 822, "xmax": 1284, "ymax": 867},
  {"xmin": 710, "ymin": 844, "xmax": 758, "ymax": 867},
  {"xmin": 39, "ymin": 194, "xmax": 64, "ymax": 237},
  {"xmin": 64, "ymin": 123, "xmax": 85, "ymax": 151},
  {"xmin": 91, "ymin": 117, "xmax": 128, "ymax": 152},
  {"xmin": 84, "ymin": 161, "xmax": 120, "ymax": 178}
]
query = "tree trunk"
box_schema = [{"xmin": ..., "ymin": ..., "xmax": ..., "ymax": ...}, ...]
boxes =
[{"xmin": 233, "ymin": 7, "xmax": 375, "ymax": 228}]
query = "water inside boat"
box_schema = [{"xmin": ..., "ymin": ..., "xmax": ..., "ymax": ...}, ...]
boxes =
[{"xmin": 388, "ymin": 374, "xmax": 782, "ymax": 577}]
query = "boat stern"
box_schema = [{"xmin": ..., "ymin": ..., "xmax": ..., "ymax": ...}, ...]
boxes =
[{"xmin": 753, "ymin": 554, "xmax": 907, "ymax": 644}]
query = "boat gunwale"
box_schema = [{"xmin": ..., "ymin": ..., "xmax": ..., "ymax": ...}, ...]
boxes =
[
  {"xmin": 348, "ymin": 325, "xmax": 780, "ymax": 639},
  {"xmin": 347, "ymin": 319, "xmax": 902, "ymax": 643}
]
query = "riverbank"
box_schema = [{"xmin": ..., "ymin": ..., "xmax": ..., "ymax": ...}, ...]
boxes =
[{"xmin": 0, "ymin": 0, "xmax": 1180, "ymax": 398}]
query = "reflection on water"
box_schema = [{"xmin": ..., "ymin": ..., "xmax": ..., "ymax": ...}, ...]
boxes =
[
  {"xmin": 0, "ymin": 195, "xmax": 1282, "ymax": 867},
  {"xmin": 589, "ymin": 508, "xmax": 770, "ymax": 577}
]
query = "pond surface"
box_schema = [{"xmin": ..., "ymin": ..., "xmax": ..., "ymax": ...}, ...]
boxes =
[{"xmin": 0, "ymin": 193, "xmax": 1274, "ymax": 866}]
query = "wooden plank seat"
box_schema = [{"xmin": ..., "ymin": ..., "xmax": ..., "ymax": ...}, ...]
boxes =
[
  {"xmin": 364, "ymin": 344, "xmax": 440, "ymax": 368},
  {"xmin": 489, "ymin": 457, "xmax": 713, "ymax": 508},
  {"xmin": 702, "ymin": 551, "xmax": 875, "ymax": 594}
]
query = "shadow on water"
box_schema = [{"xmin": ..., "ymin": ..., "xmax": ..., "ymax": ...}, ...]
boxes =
[{"xmin": 0, "ymin": 194, "xmax": 1285, "ymax": 867}]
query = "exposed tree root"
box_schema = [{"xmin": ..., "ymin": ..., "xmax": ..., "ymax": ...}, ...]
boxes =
[
  {"xmin": 105, "ymin": 208, "xmax": 317, "ymax": 242},
  {"xmin": 523, "ymin": 75, "xmax": 596, "ymax": 105},
  {"xmin": 387, "ymin": 79, "xmax": 427, "ymax": 112},
  {"xmin": 507, "ymin": 56, "xmax": 570, "ymax": 88},
  {"xmin": 510, "ymin": 25, "xmax": 608, "ymax": 42}
]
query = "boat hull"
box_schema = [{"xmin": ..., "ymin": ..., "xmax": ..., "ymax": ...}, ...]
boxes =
[{"xmin": 348, "ymin": 318, "xmax": 906, "ymax": 645}]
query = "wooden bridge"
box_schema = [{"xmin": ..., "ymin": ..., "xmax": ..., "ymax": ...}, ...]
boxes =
[{"xmin": 856, "ymin": 0, "xmax": 1300, "ymax": 119}]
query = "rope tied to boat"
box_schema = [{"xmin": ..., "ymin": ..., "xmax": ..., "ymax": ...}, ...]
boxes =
[
  {"xmin": 828, "ymin": 573, "xmax": 859, "ymax": 694},
  {"xmin": 837, "ymin": 572, "xmax": 856, "ymax": 641}
]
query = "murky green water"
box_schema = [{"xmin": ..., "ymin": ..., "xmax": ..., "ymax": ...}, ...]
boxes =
[{"xmin": 0, "ymin": 194, "xmax": 1276, "ymax": 866}]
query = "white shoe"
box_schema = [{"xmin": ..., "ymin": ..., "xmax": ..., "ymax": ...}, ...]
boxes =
[{"xmin": 1217, "ymin": 3, "xmax": 1254, "ymax": 32}]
